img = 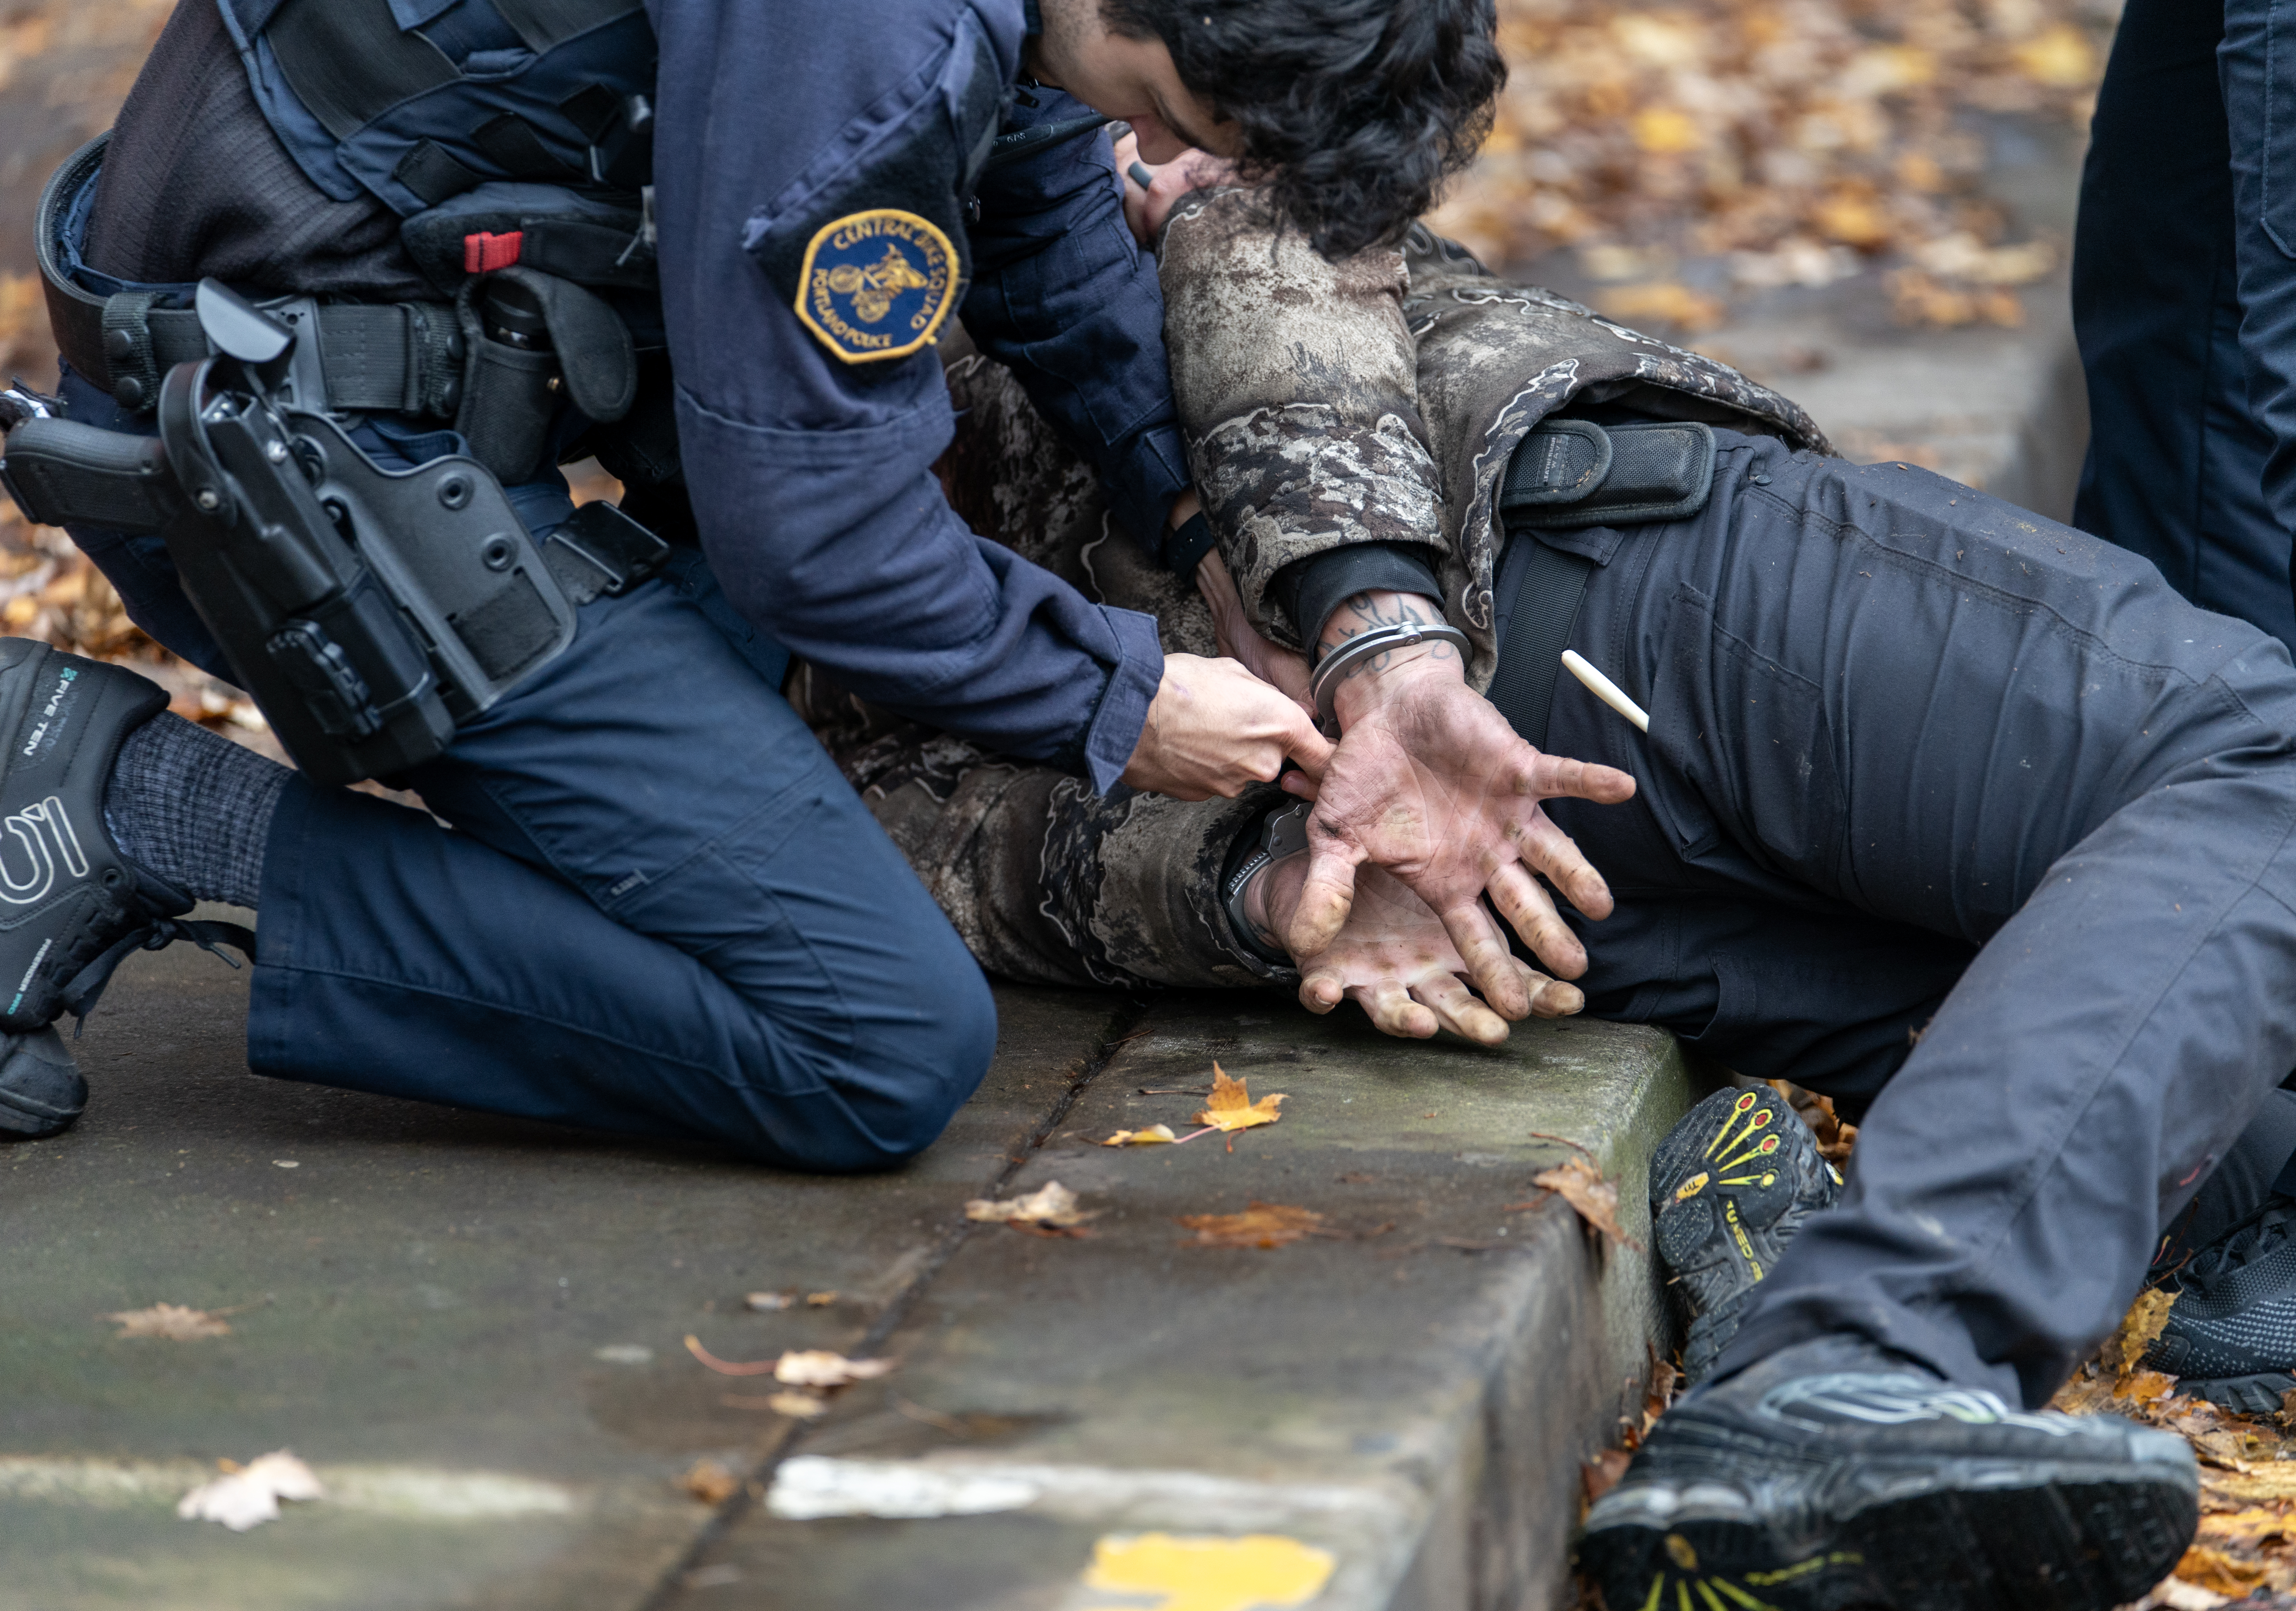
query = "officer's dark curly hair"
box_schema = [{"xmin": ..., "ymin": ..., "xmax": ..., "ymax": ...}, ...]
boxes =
[{"xmin": 1101, "ymin": 0, "xmax": 1503, "ymax": 259}]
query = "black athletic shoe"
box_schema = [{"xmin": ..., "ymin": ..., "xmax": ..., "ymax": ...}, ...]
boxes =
[
  {"xmin": 1649, "ymin": 1086, "xmax": 1842, "ymax": 1382},
  {"xmin": 0, "ymin": 1025, "xmax": 85, "ymax": 1138},
  {"xmin": 1579, "ymin": 1335, "xmax": 2199, "ymax": 1611},
  {"xmin": 2145, "ymin": 1199, "xmax": 2296, "ymax": 1414},
  {"xmin": 0, "ymin": 641, "xmax": 248, "ymax": 1137}
]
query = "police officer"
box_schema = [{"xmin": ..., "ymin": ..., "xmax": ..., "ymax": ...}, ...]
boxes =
[{"xmin": 0, "ymin": 0, "xmax": 1505, "ymax": 1166}]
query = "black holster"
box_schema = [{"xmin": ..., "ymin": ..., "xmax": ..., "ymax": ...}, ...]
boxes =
[{"xmin": 0, "ymin": 281, "xmax": 665, "ymax": 786}]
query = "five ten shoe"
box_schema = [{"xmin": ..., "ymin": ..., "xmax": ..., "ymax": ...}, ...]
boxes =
[
  {"xmin": 2145, "ymin": 1198, "xmax": 2296, "ymax": 1413},
  {"xmin": 0, "ymin": 640, "xmax": 249, "ymax": 1139},
  {"xmin": 1647, "ymin": 1085, "xmax": 1843, "ymax": 1382},
  {"xmin": 1577, "ymin": 1334, "xmax": 2198, "ymax": 1611}
]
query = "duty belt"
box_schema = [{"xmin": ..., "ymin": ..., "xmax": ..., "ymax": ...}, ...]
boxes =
[
  {"xmin": 37, "ymin": 135, "xmax": 466, "ymax": 418},
  {"xmin": 1484, "ymin": 417, "xmax": 1715, "ymax": 750}
]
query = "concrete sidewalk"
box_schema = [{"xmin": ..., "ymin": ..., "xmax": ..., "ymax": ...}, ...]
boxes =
[{"xmin": 0, "ymin": 936, "xmax": 1706, "ymax": 1611}]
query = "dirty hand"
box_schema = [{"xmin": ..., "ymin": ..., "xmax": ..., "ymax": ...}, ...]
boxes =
[
  {"xmin": 1250, "ymin": 849, "xmax": 1583, "ymax": 1044},
  {"xmin": 1121, "ymin": 652, "xmax": 1332, "ymax": 801},
  {"xmin": 1279, "ymin": 592, "xmax": 1637, "ymax": 1015},
  {"xmin": 1113, "ymin": 129, "xmax": 1237, "ymax": 247},
  {"xmin": 1194, "ymin": 545, "xmax": 1313, "ymax": 715}
]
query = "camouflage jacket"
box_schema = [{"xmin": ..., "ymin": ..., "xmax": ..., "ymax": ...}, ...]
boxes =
[{"xmin": 1159, "ymin": 192, "xmax": 1831, "ymax": 688}]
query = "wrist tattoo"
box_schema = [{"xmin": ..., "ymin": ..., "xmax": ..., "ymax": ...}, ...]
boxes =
[{"xmin": 1322, "ymin": 591, "xmax": 1457, "ymax": 680}]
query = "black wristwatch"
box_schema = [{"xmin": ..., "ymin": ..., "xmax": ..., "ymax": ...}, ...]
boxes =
[{"xmin": 1221, "ymin": 802, "xmax": 1311, "ymax": 966}]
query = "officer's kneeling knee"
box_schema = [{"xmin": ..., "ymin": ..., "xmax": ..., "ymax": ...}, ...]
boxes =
[{"xmin": 740, "ymin": 964, "xmax": 998, "ymax": 1174}]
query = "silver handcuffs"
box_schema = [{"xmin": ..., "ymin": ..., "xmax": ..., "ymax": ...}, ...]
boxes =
[
  {"xmin": 1307, "ymin": 619, "xmax": 1472, "ymax": 735},
  {"xmin": 1222, "ymin": 801, "xmax": 1312, "ymax": 967}
]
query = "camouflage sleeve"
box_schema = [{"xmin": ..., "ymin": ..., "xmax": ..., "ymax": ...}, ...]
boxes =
[
  {"xmin": 772, "ymin": 333, "xmax": 1289, "ymax": 994},
  {"xmin": 1157, "ymin": 189, "xmax": 1447, "ymax": 649},
  {"xmin": 790, "ymin": 662, "xmax": 1284, "ymax": 991}
]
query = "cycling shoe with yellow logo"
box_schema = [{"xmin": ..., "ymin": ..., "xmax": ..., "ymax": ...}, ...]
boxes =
[
  {"xmin": 1649, "ymin": 1086, "xmax": 1842, "ymax": 1382},
  {"xmin": 1578, "ymin": 1334, "xmax": 2197, "ymax": 1611}
]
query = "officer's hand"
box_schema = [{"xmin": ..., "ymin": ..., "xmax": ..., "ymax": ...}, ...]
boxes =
[
  {"xmin": 1277, "ymin": 607, "xmax": 1637, "ymax": 1016},
  {"xmin": 1254, "ymin": 849, "xmax": 1581, "ymax": 1044},
  {"xmin": 1122, "ymin": 653, "xmax": 1333, "ymax": 801},
  {"xmin": 1114, "ymin": 130, "xmax": 1236, "ymax": 247},
  {"xmin": 1195, "ymin": 549, "xmax": 1314, "ymax": 715}
]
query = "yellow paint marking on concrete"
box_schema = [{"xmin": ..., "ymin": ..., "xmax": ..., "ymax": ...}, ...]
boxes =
[{"xmin": 1082, "ymin": 1532, "xmax": 1335, "ymax": 1611}]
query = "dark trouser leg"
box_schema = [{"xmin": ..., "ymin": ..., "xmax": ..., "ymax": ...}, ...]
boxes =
[
  {"xmin": 242, "ymin": 548, "xmax": 998, "ymax": 1170},
  {"xmin": 1541, "ymin": 432, "xmax": 2296, "ymax": 1408},
  {"xmin": 54, "ymin": 366, "xmax": 995, "ymax": 1170},
  {"xmin": 2072, "ymin": 0, "xmax": 2294, "ymax": 652},
  {"xmin": 2224, "ymin": 0, "xmax": 2296, "ymax": 641}
]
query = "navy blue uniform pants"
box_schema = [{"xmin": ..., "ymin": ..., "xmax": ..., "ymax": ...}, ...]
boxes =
[
  {"xmin": 58, "ymin": 372, "xmax": 997, "ymax": 1171},
  {"xmin": 1537, "ymin": 431, "xmax": 2296, "ymax": 1408},
  {"xmin": 2073, "ymin": 0, "xmax": 2296, "ymax": 654}
]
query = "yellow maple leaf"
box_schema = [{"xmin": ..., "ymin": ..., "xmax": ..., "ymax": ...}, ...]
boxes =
[
  {"xmin": 1193, "ymin": 1063, "xmax": 1284, "ymax": 1134},
  {"xmin": 1082, "ymin": 1532, "xmax": 1335, "ymax": 1611},
  {"xmin": 1101, "ymin": 1124, "xmax": 1177, "ymax": 1147}
]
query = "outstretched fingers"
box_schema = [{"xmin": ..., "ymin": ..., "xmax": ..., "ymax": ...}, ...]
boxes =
[
  {"xmin": 1354, "ymin": 979, "xmax": 1440, "ymax": 1039},
  {"xmin": 1437, "ymin": 896, "xmax": 1531, "ymax": 1019},
  {"xmin": 1487, "ymin": 861, "xmax": 1588, "ymax": 979},
  {"xmin": 1515, "ymin": 751, "xmax": 1637, "ymax": 807},
  {"xmin": 1410, "ymin": 973, "xmax": 1511, "ymax": 1046}
]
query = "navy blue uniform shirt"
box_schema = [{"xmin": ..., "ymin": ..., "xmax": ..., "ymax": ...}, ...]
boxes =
[{"xmin": 647, "ymin": 0, "xmax": 1190, "ymax": 788}]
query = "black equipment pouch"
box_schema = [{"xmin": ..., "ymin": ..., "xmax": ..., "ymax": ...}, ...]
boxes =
[
  {"xmin": 1498, "ymin": 417, "xmax": 1716, "ymax": 531},
  {"xmin": 0, "ymin": 280, "xmax": 612, "ymax": 787},
  {"xmin": 1483, "ymin": 416, "xmax": 1713, "ymax": 752}
]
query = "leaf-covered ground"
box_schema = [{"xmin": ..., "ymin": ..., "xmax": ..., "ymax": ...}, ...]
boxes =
[{"xmin": 1431, "ymin": 0, "xmax": 2118, "ymax": 330}]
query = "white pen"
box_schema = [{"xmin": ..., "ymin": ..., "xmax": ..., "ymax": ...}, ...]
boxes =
[{"xmin": 1560, "ymin": 649, "xmax": 1650, "ymax": 733}]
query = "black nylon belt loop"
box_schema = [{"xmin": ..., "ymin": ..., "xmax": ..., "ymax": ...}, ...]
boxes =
[
  {"xmin": 98, "ymin": 293, "xmax": 161, "ymax": 412},
  {"xmin": 394, "ymin": 140, "xmax": 484, "ymax": 207},
  {"xmin": 264, "ymin": 0, "xmax": 459, "ymax": 141},
  {"xmin": 473, "ymin": 114, "xmax": 574, "ymax": 181},
  {"xmin": 1485, "ymin": 533, "xmax": 1594, "ymax": 754}
]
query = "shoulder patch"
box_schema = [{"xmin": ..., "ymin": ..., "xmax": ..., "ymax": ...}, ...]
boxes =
[{"xmin": 794, "ymin": 209, "xmax": 959, "ymax": 364}]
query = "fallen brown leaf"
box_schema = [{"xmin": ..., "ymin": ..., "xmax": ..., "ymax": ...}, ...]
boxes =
[
  {"xmin": 2103, "ymin": 1289, "xmax": 2179, "ymax": 1381},
  {"xmin": 2116, "ymin": 1369, "xmax": 2180, "ymax": 1408},
  {"xmin": 1581, "ymin": 1447, "xmax": 1631, "ymax": 1505},
  {"xmin": 963, "ymin": 1180, "xmax": 1092, "ymax": 1228},
  {"xmin": 2175, "ymin": 1544, "xmax": 2271, "ymax": 1597},
  {"xmin": 1194, "ymin": 1063, "xmax": 1285, "ymax": 1143},
  {"xmin": 677, "ymin": 1458, "xmax": 741, "ymax": 1505},
  {"xmin": 1177, "ymin": 1201, "xmax": 1323, "ymax": 1249},
  {"xmin": 1100, "ymin": 1124, "xmax": 1178, "ymax": 1147},
  {"xmin": 804, "ymin": 1291, "xmax": 837, "ymax": 1307},
  {"xmin": 106, "ymin": 1302, "xmax": 232, "ymax": 1340},
  {"xmin": 767, "ymin": 1391, "xmax": 828, "ymax": 1419},
  {"xmin": 1532, "ymin": 1156, "xmax": 1641, "ymax": 1251}
]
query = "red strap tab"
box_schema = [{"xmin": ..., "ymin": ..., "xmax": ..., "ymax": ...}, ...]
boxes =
[{"xmin": 462, "ymin": 230, "xmax": 524, "ymax": 274}]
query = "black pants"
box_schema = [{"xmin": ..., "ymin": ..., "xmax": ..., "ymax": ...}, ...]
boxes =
[
  {"xmin": 1531, "ymin": 431, "xmax": 2296, "ymax": 1407},
  {"xmin": 2072, "ymin": 0, "xmax": 2296, "ymax": 654}
]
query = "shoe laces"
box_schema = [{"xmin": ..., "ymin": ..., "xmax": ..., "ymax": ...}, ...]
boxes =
[
  {"xmin": 61, "ymin": 914, "xmax": 255, "ymax": 1035},
  {"xmin": 2181, "ymin": 1200, "xmax": 2296, "ymax": 1294}
]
